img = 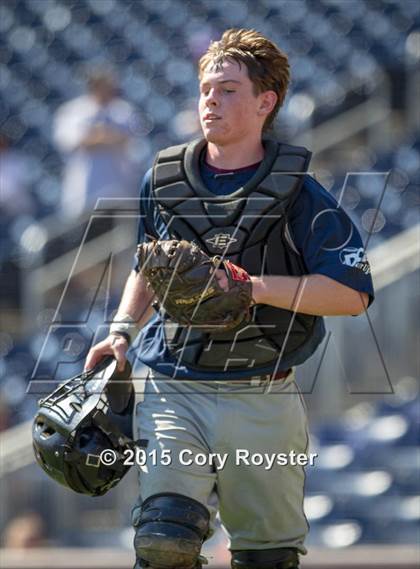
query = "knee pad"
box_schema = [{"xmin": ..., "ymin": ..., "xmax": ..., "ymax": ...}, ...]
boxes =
[
  {"xmin": 133, "ymin": 493, "xmax": 210, "ymax": 569},
  {"xmin": 231, "ymin": 548, "xmax": 299, "ymax": 569}
]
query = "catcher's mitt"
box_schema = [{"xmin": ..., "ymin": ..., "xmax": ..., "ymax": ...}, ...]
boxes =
[{"xmin": 137, "ymin": 239, "xmax": 253, "ymax": 332}]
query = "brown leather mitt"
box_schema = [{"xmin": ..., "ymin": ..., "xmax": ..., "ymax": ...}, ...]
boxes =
[{"xmin": 136, "ymin": 239, "xmax": 253, "ymax": 332}]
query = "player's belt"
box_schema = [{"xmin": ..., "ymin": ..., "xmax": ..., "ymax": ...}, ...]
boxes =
[{"xmin": 216, "ymin": 369, "xmax": 292, "ymax": 387}]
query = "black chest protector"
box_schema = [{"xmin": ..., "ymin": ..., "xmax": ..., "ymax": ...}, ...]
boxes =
[{"xmin": 151, "ymin": 138, "xmax": 324, "ymax": 372}]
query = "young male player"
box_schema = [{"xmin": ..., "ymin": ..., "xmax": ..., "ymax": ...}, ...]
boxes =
[{"xmin": 86, "ymin": 29, "xmax": 374, "ymax": 569}]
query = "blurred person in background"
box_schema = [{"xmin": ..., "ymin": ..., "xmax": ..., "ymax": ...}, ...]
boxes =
[
  {"xmin": 0, "ymin": 132, "xmax": 34, "ymax": 312},
  {"xmin": 2, "ymin": 512, "xmax": 47, "ymax": 549},
  {"xmin": 52, "ymin": 67, "xmax": 139, "ymax": 220}
]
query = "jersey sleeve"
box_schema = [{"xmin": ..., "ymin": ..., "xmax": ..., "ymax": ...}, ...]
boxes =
[
  {"xmin": 288, "ymin": 175, "xmax": 375, "ymax": 306},
  {"xmin": 133, "ymin": 168, "xmax": 169, "ymax": 271},
  {"xmin": 133, "ymin": 169, "xmax": 156, "ymax": 271}
]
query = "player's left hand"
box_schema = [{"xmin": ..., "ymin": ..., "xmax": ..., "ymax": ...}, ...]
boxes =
[{"xmin": 136, "ymin": 239, "xmax": 253, "ymax": 332}]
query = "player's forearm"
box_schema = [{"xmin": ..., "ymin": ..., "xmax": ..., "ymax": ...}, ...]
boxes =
[
  {"xmin": 114, "ymin": 270, "xmax": 155, "ymax": 327},
  {"xmin": 251, "ymin": 274, "xmax": 368, "ymax": 316}
]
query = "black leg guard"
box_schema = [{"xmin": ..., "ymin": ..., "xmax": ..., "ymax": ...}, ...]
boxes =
[
  {"xmin": 231, "ymin": 548, "xmax": 299, "ymax": 569},
  {"xmin": 133, "ymin": 493, "xmax": 210, "ymax": 569}
]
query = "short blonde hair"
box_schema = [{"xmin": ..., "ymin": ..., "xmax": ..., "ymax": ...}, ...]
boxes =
[{"xmin": 198, "ymin": 28, "xmax": 290, "ymax": 130}]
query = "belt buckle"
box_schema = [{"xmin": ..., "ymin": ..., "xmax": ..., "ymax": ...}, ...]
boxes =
[{"xmin": 250, "ymin": 374, "xmax": 270, "ymax": 387}]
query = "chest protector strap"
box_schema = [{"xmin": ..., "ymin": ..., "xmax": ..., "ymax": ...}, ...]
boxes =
[{"xmin": 150, "ymin": 138, "xmax": 324, "ymax": 372}]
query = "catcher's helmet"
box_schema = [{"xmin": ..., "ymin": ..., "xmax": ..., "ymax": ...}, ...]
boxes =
[{"xmin": 32, "ymin": 357, "xmax": 142, "ymax": 496}]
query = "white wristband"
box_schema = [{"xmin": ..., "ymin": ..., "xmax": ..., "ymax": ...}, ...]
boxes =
[{"xmin": 109, "ymin": 314, "xmax": 140, "ymax": 345}]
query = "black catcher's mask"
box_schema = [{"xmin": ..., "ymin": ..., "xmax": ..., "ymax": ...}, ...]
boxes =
[{"xmin": 32, "ymin": 357, "xmax": 144, "ymax": 496}]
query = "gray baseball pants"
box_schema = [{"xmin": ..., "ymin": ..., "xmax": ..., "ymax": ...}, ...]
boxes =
[{"xmin": 131, "ymin": 369, "xmax": 310, "ymax": 554}]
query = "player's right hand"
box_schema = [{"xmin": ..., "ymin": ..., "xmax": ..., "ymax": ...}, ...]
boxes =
[{"xmin": 85, "ymin": 334, "xmax": 128, "ymax": 372}]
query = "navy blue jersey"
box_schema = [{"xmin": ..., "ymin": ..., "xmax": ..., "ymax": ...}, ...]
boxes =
[{"xmin": 131, "ymin": 159, "xmax": 374, "ymax": 379}]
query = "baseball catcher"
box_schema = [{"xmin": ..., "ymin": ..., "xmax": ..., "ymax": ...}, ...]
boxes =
[{"xmin": 85, "ymin": 29, "xmax": 374, "ymax": 569}]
